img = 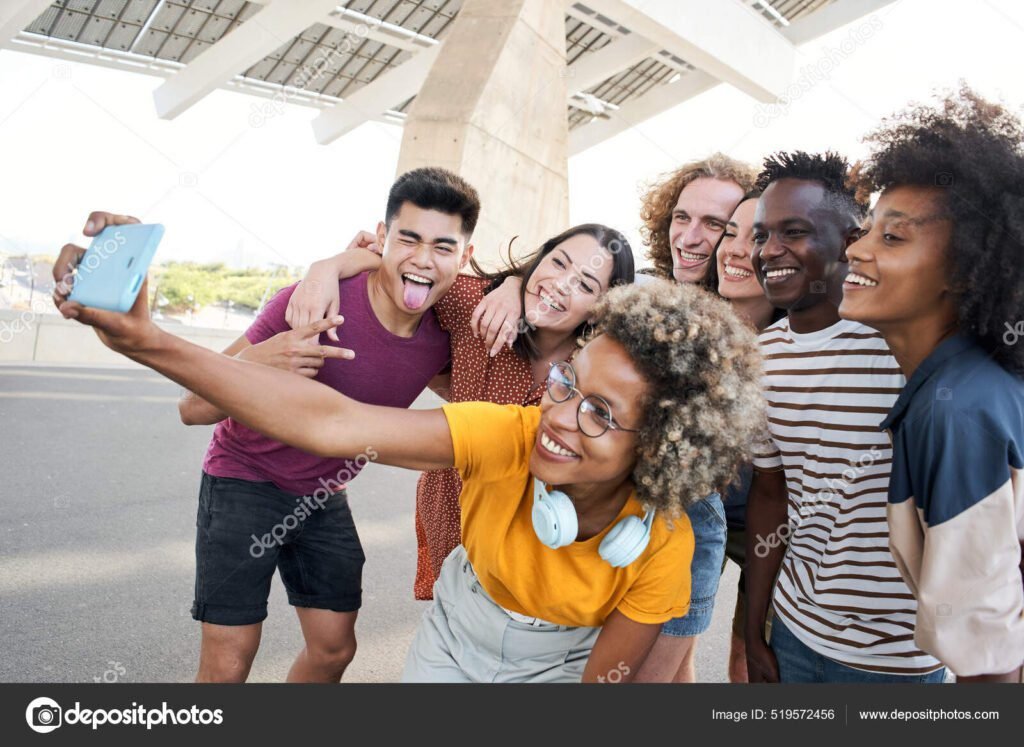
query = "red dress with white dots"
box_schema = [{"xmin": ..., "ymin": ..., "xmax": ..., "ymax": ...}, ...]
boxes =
[{"xmin": 413, "ymin": 274, "xmax": 545, "ymax": 600}]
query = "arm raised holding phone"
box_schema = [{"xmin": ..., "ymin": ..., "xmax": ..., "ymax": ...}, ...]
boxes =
[
  {"xmin": 52, "ymin": 212, "xmax": 451, "ymax": 470},
  {"xmin": 56, "ymin": 280, "xmax": 454, "ymax": 470}
]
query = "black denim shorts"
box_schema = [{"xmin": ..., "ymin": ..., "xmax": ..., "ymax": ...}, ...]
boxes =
[{"xmin": 192, "ymin": 472, "xmax": 365, "ymax": 626}]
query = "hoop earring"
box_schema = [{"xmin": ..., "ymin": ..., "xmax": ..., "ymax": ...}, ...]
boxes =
[{"xmin": 579, "ymin": 322, "xmax": 595, "ymax": 345}]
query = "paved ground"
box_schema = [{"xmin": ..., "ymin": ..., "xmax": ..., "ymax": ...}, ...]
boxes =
[{"xmin": 0, "ymin": 364, "xmax": 739, "ymax": 683}]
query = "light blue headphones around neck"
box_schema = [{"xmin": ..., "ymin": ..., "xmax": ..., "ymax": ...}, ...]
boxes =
[{"xmin": 531, "ymin": 478, "xmax": 654, "ymax": 568}]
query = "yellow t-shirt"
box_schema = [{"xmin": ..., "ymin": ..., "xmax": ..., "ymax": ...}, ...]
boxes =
[{"xmin": 442, "ymin": 401, "xmax": 694, "ymax": 628}]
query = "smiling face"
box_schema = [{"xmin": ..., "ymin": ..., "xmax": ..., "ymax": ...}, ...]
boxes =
[
  {"xmin": 529, "ymin": 334, "xmax": 647, "ymax": 490},
  {"xmin": 669, "ymin": 177, "xmax": 746, "ymax": 284},
  {"xmin": 839, "ymin": 184, "xmax": 955, "ymax": 332},
  {"xmin": 375, "ymin": 202, "xmax": 473, "ymax": 314},
  {"xmin": 523, "ymin": 233, "xmax": 615, "ymax": 334},
  {"xmin": 715, "ymin": 198, "xmax": 765, "ymax": 302},
  {"xmin": 751, "ymin": 179, "xmax": 848, "ymax": 312}
]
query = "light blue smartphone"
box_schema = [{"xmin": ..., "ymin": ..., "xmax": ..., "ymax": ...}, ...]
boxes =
[{"xmin": 67, "ymin": 223, "xmax": 164, "ymax": 312}]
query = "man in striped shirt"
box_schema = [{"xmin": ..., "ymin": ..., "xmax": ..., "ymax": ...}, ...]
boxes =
[{"xmin": 744, "ymin": 151, "xmax": 945, "ymax": 682}]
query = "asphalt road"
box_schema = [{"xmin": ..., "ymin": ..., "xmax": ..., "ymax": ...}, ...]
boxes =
[{"xmin": 0, "ymin": 364, "xmax": 739, "ymax": 683}]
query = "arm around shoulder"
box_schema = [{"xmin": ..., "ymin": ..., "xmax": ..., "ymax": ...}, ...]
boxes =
[
  {"xmin": 177, "ymin": 333, "xmax": 252, "ymax": 425},
  {"xmin": 130, "ymin": 314, "xmax": 456, "ymax": 470}
]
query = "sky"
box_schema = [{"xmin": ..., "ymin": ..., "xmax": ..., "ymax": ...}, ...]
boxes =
[{"xmin": 1, "ymin": 0, "xmax": 1023, "ymax": 271}]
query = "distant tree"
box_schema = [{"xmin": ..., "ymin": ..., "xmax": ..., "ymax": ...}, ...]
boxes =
[{"xmin": 151, "ymin": 262, "xmax": 299, "ymax": 313}]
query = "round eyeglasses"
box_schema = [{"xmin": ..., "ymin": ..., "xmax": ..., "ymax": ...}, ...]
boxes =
[{"xmin": 545, "ymin": 361, "xmax": 640, "ymax": 438}]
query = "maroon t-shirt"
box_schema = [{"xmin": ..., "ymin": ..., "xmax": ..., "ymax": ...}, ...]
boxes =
[{"xmin": 203, "ymin": 271, "xmax": 450, "ymax": 496}]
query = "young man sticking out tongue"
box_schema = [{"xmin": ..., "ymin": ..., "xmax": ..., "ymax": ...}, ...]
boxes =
[{"xmin": 52, "ymin": 167, "xmax": 479, "ymax": 683}]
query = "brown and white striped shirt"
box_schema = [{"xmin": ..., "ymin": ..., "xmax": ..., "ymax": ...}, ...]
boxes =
[{"xmin": 753, "ymin": 318, "xmax": 942, "ymax": 674}]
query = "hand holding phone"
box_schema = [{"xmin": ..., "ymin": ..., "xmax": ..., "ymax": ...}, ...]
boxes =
[
  {"xmin": 66, "ymin": 222, "xmax": 163, "ymax": 312},
  {"xmin": 52, "ymin": 210, "xmax": 167, "ymax": 356},
  {"xmin": 53, "ymin": 211, "xmax": 141, "ymax": 309}
]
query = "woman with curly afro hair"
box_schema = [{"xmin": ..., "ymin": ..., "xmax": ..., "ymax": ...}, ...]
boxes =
[
  {"xmin": 57, "ymin": 276, "xmax": 763, "ymax": 683},
  {"xmin": 840, "ymin": 86, "xmax": 1024, "ymax": 681}
]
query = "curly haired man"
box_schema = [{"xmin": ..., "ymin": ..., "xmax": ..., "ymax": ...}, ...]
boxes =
[{"xmin": 634, "ymin": 154, "xmax": 760, "ymax": 683}]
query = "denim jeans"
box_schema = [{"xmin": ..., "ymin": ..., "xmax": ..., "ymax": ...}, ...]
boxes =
[
  {"xmin": 770, "ymin": 615, "xmax": 947, "ymax": 683},
  {"xmin": 660, "ymin": 493, "xmax": 727, "ymax": 637}
]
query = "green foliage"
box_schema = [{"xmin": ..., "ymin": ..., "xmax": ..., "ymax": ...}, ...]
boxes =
[{"xmin": 150, "ymin": 262, "xmax": 302, "ymax": 313}]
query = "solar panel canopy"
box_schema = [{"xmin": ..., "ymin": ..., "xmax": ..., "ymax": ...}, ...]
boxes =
[{"xmin": 15, "ymin": 0, "xmax": 843, "ymax": 130}]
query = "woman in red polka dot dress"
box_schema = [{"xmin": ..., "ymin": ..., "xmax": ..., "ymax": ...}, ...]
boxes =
[{"xmin": 287, "ymin": 224, "xmax": 635, "ymax": 598}]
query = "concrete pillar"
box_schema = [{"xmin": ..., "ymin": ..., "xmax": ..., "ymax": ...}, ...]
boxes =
[{"xmin": 396, "ymin": 0, "xmax": 569, "ymax": 267}]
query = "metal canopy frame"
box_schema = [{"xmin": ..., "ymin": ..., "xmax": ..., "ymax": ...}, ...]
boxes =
[{"xmin": 6, "ymin": 0, "xmax": 880, "ymax": 145}]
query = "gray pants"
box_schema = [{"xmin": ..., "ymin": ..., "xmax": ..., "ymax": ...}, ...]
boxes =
[{"xmin": 401, "ymin": 545, "xmax": 600, "ymax": 682}]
